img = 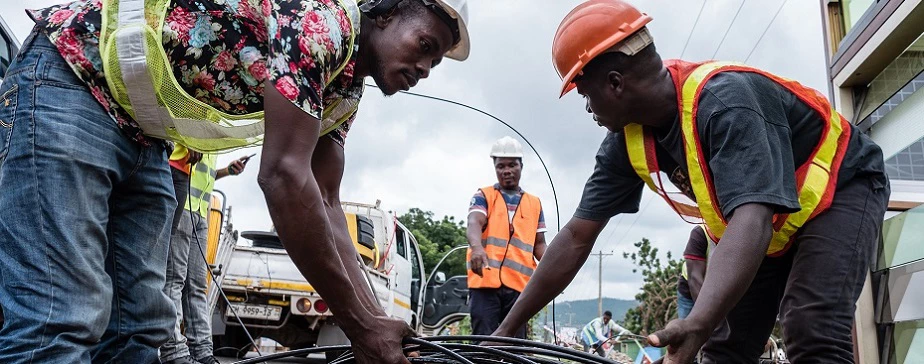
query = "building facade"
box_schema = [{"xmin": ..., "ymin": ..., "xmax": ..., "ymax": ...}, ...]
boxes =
[{"xmin": 821, "ymin": 1, "xmax": 924, "ymax": 363}]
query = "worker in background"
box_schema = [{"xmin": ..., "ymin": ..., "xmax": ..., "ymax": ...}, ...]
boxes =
[
  {"xmin": 581, "ymin": 311, "xmax": 629, "ymax": 357},
  {"xmin": 171, "ymin": 149, "xmax": 203, "ymax": 232},
  {"xmin": 0, "ymin": 0, "xmax": 470, "ymax": 362},
  {"xmin": 490, "ymin": 1, "xmax": 889, "ymax": 363},
  {"xmin": 161, "ymin": 146, "xmax": 250, "ymax": 364},
  {"xmin": 466, "ymin": 136, "xmax": 547, "ymax": 338},
  {"xmin": 676, "ymin": 226, "xmax": 708, "ymax": 319}
]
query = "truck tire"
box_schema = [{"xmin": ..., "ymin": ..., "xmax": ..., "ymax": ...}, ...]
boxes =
[{"xmin": 356, "ymin": 215, "xmax": 376, "ymax": 250}]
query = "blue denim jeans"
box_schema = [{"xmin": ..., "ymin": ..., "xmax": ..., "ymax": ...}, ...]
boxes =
[
  {"xmin": 0, "ymin": 31, "xmax": 175, "ymax": 363},
  {"xmin": 161, "ymin": 209, "xmax": 214, "ymax": 361},
  {"xmin": 676, "ymin": 289, "xmax": 694, "ymax": 319}
]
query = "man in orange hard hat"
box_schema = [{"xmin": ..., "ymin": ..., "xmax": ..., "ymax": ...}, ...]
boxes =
[{"xmin": 489, "ymin": 1, "xmax": 889, "ymax": 363}]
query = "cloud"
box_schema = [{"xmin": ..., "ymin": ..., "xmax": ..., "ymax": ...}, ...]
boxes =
[{"xmin": 2, "ymin": 0, "xmax": 826, "ymax": 303}]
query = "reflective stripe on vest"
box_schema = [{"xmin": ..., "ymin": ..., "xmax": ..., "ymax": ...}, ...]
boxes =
[
  {"xmin": 466, "ymin": 186, "xmax": 542, "ymax": 292},
  {"xmin": 624, "ymin": 61, "xmax": 851, "ymax": 256},
  {"xmin": 99, "ymin": 0, "xmax": 361, "ymax": 152},
  {"xmin": 186, "ymin": 154, "xmax": 217, "ymax": 218}
]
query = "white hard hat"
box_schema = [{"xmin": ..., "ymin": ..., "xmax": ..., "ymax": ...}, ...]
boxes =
[
  {"xmin": 425, "ymin": 0, "xmax": 471, "ymax": 61},
  {"xmin": 490, "ymin": 136, "xmax": 524, "ymax": 159}
]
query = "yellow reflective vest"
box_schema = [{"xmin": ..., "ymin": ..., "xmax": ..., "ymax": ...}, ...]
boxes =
[
  {"xmin": 98, "ymin": 0, "xmax": 361, "ymax": 152},
  {"xmin": 624, "ymin": 60, "xmax": 851, "ymax": 256}
]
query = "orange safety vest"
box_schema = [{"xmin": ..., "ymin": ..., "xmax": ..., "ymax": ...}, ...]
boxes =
[
  {"xmin": 624, "ymin": 60, "xmax": 851, "ymax": 256},
  {"xmin": 467, "ymin": 186, "xmax": 542, "ymax": 292}
]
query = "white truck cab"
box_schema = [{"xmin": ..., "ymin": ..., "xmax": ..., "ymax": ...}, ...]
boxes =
[
  {"xmin": 208, "ymin": 199, "xmax": 468, "ymax": 360},
  {"xmin": 0, "ymin": 13, "xmax": 20, "ymax": 84}
]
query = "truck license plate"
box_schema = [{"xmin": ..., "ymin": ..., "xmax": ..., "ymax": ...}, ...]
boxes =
[{"xmin": 227, "ymin": 303, "xmax": 282, "ymax": 321}]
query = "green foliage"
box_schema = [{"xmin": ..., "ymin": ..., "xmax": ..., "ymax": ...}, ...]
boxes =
[
  {"xmin": 457, "ymin": 316, "xmax": 472, "ymax": 335},
  {"xmin": 398, "ymin": 208, "xmax": 468, "ymax": 277},
  {"xmin": 620, "ymin": 238, "xmax": 682, "ymax": 335},
  {"xmin": 439, "ymin": 316, "xmax": 471, "ymax": 336}
]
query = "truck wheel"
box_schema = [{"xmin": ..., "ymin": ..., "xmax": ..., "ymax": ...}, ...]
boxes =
[{"xmin": 213, "ymin": 325, "xmax": 254, "ymax": 359}]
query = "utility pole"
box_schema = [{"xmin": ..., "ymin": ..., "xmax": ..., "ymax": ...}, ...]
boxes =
[{"xmin": 592, "ymin": 250, "xmax": 614, "ymax": 317}]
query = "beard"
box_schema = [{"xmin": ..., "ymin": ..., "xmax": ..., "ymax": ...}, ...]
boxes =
[{"xmin": 368, "ymin": 52, "xmax": 398, "ymax": 97}]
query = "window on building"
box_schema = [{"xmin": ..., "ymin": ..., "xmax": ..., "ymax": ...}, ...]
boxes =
[
  {"xmin": 885, "ymin": 138, "xmax": 924, "ymax": 181},
  {"xmin": 855, "ymin": 34, "xmax": 924, "ymax": 124},
  {"xmin": 842, "ymin": 0, "xmax": 877, "ymax": 34}
]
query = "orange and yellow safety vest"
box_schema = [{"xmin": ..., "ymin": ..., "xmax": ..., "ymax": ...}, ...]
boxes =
[
  {"xmin": 467, "ymin": 186, "xmax": 542, "ymax": 292},
  {"xmin": 624, "ymin": 60, "xmax": 851, "ymax": 256}
]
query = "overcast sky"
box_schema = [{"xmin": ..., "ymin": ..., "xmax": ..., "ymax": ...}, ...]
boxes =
[{"xmin": 2, "ymin": 0, "xmax": 828, "ymax": 303}]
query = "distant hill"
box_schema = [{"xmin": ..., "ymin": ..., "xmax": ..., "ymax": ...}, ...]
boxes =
[{"xmin": 535, "ymin": 297, "xmax": 637, "ymax": 330}]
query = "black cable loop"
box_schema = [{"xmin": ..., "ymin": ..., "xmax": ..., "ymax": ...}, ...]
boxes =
[{"xmin": 231, "ymin": 335, "xmax": 624, "ymax": 363}]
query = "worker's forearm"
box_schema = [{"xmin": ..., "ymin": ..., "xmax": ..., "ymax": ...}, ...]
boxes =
[
  {"xmin": 216, "ymin": 167, "xmax": 230, "ymax": 179},
  {"xmin": 685, "ymin": 205, "xmax": 772, "ymax": 332},
  {"xmin": 497, "ymin": 224, "xmax": 595, "ymax": 334},
  {"xmin": 687, "ymin": 260, "xmax": 707, "ymax": 302},
  {"xmin": 327, "ymin": 204, "xmax": 387, "ymax": 316},
  {"xmin": 466, "ymin": 230, "xmax": 481, "ymax": 248},
  {"xmin": 261, "ymin": 178, "xmax": 371, "ymax": 333},
  {"xmin": 533, "ymin": 236, "xmax": 546, "ymax": 261},
  {"xmin": 466, "ymin": 216, "xmax": 485, "ymax": 248}
]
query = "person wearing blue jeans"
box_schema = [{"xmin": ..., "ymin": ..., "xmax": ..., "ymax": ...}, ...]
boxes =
[
  {"xmin": 4, "ymin": 0, "xmax": 472, "ymax": 362},
  {"xmin": 677, "ymin": 226, "xmax": 708, "ymax": 319},
  {"xmin": 161, "ymin": 152, "xmax": 249, "ymax": 364},
  {"xmin": 163, "ymin": 209, "xmax": 215, "ymax": 364},
  {"xmin": 0, "ymin": 31, "xmax": 175, "ymax": 362}
]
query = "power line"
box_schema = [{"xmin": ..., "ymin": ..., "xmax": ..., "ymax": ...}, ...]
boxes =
[
  {"xmin": 364, "ymin": 83, "xmax": 565, "ymax": 344},
  {"xmin": 365, "ymin": 83, "xmax": 561, "ymax": 233},
  {"xmin": 711, "ymin": 0, "xmax": 748, "ymax": 60},
  {"xmin": 679, "ymin": 0, "xmax": 707, "ymax": 59},
  {"xmin": 590, "ymin": 250, "xmax": 614, "ymax": 318},
  {"xmin": 744, "ymin": 0, "xmax": 790, "ymax": 63},
  {"xmin": 600, "ymin": 213, "xmax": 626, "ymax": 249},
  {"xmin": 615, "ymin": 194, "xmax": 655, "ymax": 247}
]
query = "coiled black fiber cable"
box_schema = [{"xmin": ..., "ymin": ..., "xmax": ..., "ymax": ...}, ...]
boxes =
[
  {"xmin": 217, "ymin": 87, "xmax": 576, "ymax": 362},
  {"xmin": 232, "ymin": 335, "xmax": 621, "ymax": 364}
]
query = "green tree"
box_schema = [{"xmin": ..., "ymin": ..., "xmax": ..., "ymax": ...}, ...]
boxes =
[
  {"xmin": 398, "ymin": 208, "xmax": 468, "ymax": 277},
  {"xmin": 620, "ymin": 238, "xmax": 682, "ymax": 335}
]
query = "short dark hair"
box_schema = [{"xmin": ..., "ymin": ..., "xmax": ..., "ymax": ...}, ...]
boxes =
[
  {"xmin": 604, "ymin": 311, "xmax": 613, "ymax": 318},
  {"xmin": 394, "ymin": 0, "xmax": 428, "ymax": 18},
  {"xmin": 581, "ymin": 43, "xmax": 659, "ymax": 80},
  {"xmin": 393, "ymin": 0, "xmax": 460, "ymax": 45}
]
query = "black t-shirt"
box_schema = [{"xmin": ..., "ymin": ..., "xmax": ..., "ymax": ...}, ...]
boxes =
[
  {"xmin": 677, "ymin": 227, "xmax": 709, "ymax": 298},
  {"xmin": 575, "ymin": 71, "xmax": 887, "ymax": 222}
]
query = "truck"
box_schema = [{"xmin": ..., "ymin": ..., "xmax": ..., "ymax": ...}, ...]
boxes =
[
  {"xmin": 0, "ymin": 11, "xmax": 19, "ymax": 84},
  {"xmin": 202, "ymin": 197, "xmax": 470, "ymax": 359}
]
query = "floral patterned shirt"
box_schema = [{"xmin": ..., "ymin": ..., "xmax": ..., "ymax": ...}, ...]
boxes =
[{"xmin": 28, "ymin": 0, "xmax": 364, "ymax": 146}]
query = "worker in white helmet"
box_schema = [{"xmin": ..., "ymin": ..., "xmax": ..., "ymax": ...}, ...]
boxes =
[
  {"xmin": 0, "ymin": 0, "xmax": 470, "ymax": 363},
  {"xmin": 465, "ymin": 136, "xmax": 548, "ymax": 339}
]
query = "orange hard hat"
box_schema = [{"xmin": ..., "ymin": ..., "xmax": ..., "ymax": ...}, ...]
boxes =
[{"xmin": 552, "ymin": 0, "xmax": 653, "ymax": 97}]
